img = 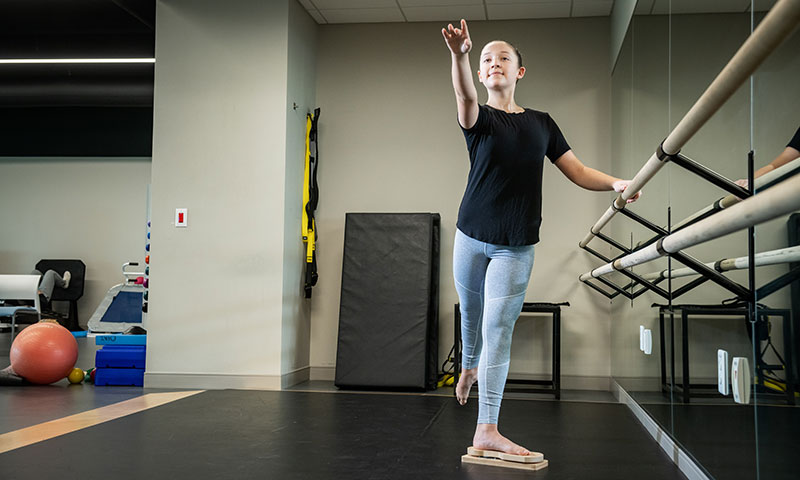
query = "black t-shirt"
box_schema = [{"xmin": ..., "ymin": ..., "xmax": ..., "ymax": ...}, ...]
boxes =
[
  {"xmin": 788, "ymin": 126, "xmax": 800, "ymax": 151},
  {"xmin": 458, "ymin": 104, "xmax": 571, "ymax": 246}
]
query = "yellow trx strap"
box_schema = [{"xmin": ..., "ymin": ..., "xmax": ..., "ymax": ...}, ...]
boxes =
[
  {"xmin": 302, "ymin": 114, "xmax": 314, "ymax": 261},
  {"xmin": 302, "ymin": 108, "xmax": 320, "ymax": 298}
]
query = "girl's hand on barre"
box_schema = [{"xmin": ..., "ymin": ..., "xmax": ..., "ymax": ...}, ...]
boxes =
[{"xmin": 612, "ymin": 180, "xmax": 642, "ymax": 203}]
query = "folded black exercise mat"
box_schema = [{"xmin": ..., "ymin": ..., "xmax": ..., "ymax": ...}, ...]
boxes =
[
  {"xmin": 335, "ymin": 213, "xmax": 440, "ymax": 391},
  {"xmin": 0, "ymin": 367, "xmax": 25, "ymax": 386}
]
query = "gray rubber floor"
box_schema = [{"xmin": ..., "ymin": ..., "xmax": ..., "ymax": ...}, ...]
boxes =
[
  {"xmin": 1, "ymin": 328, "xmax": 687, "ymax": 479},
  {"xmin": 1, "ymin": 388, "xmax": 687, "ymax": 480}
]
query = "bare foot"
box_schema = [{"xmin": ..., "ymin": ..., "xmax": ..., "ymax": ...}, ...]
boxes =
[
  {"xmin": 473, "ymin": 424, "xmax": 530, "ymax": 455},
  {"xmin": 455, "ymin": 367, "xmax": 477, "ymax": 405}
]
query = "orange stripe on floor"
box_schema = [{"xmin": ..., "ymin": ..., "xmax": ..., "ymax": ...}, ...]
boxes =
[{"xmin": 0, "ymin": 390, "xmax": 204, "ymax": 454}]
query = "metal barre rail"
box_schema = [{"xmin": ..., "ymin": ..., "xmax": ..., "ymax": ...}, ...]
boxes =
[
  {"xmin": 579, "ymin": 174, "xmax": 800, "ymax": 281},
  {"xmin": 641, "ymin": 245, "xmax": 800, "ymax": 281},
  {"xmin": 579, "ymin": 0, "xmax": 800, "ymax": 249}
]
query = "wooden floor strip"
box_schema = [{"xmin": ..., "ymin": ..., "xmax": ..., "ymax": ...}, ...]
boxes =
[{"xmin": 0, "ymin": 390, "xmax": 204, "ymax": 454}]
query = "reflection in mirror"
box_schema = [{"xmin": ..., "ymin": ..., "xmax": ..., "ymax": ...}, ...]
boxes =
[
  {"xmin": 753, "ymin": 1, "xmax": 800, "ymax": 478},
  {"xmin": 606, "ymin": 1, "xmax": 800, "ymax": 478},
  {"xmin": 666, "ymin": 9, "xmax": 755, "ymax": 478}
]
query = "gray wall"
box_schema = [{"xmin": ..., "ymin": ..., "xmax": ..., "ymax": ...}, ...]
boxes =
[
  {"xmin": 0, "ymin": 158, "xmax": 151, "ymax": 326},
  {"xmin": 311, "ymin": 17, "xmax": 616, "ymax": 388},
  {"xmin": 282, "ymin": 0, "xmax": 317, "ymax": 382},
  {"xmin": 146, "ymin": 0, "xmax": 312, "ymax": 389}
]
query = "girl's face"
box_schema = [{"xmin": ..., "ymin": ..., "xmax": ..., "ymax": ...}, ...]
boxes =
[{"xmin": 477, "ymin": 41, "xmax": 525, "ymax": 90}]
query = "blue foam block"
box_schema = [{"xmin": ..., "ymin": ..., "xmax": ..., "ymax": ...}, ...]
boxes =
[
  {"xmin": 95, "ymin": 346, "xmax": 146, "ymax": 368},
  {"xmin": 94, "ymin": 368, "xmax": 145, "ymax": 387}
]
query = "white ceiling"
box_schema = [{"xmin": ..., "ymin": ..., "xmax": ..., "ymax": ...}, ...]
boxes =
[{"xmin": 298, "ymin": 0, "xmax": 778, "ymax": 24}]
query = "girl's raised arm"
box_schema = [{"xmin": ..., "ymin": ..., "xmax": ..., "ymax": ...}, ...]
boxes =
[{"xmin": 442, "ymin": 19, "xmax": 479, "ymax": 129}]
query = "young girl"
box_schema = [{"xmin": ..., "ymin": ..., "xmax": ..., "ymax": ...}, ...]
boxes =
[{"xmin": 442, "ymin": 19, "xmax": 640, "ymax": 456}]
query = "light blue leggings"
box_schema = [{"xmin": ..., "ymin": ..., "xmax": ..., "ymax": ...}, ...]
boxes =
[{"xmin": 453, "ymin": 229, "xmax": 535, "ymax": 424}]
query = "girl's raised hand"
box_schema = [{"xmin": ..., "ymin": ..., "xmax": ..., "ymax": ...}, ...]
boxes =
[{"xmin": 442, "ymin": 19, "xmax": 472, "ymax": 55}]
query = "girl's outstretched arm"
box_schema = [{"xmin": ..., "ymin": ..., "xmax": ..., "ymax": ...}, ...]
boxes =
[
  {"xmin": 442, "ymin": 19, "xmax": 479, "ymax": 129},
  {"xmin": 554, "ymin": 150, "xmax": 642, "ymax": 203}
]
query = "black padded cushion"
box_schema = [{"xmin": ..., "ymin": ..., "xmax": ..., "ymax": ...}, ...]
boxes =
[{"xmin": 35, "ymin": 259, "xmax": 85, "ymax": 301}]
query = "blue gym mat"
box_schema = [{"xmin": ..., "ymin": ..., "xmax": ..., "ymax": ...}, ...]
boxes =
[{"xmin": 101, "ymin": 291, "xmax": 143, "ymax": 324}]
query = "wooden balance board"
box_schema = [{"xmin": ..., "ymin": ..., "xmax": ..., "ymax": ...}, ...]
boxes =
[{"xmin": 461, "ymin": 446, "xmax": 548, "ymax": 471}]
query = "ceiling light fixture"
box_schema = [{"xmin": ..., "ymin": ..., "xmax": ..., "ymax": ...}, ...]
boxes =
[{"xmin": 0, "ymin": 58, "xmax": 156, "ymax": 64}]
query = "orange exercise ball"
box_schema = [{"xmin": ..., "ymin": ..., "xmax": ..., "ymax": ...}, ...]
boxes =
[{"xmin": 10, "ymin": 322, "xmax": 79, "ymax": 385}]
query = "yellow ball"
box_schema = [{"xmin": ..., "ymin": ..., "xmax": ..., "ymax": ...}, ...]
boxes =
[{"xmin": 67, "ymin": 367, "xmax": 85, "ymax": 384}]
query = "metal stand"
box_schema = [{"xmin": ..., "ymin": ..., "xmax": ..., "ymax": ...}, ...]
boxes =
[
  {"xmin": 656, "ymin": 304, "xmax": 796, "ymax": 405},
  {"xmin": 454, "ymin": 302, "xmax": 566, "ymax": 399}
]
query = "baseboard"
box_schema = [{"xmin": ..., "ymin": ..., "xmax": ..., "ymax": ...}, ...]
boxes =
[
  {"xmin": 144, "ymin": 372, "xmax": 282, "ymax": 390},
  {"xmin": 144, "ymin": 367, "xmax": 311, "ymax": 390},
  {"xmin": 612, "ymin": 376, "xmax": 664, "ymax": 392},
  {"xmin": 508, "ymin": 373, "xmax": 611, "ymax": 391},
  {"xmin": 145, "ymin": 367, "xmax": 311, "ymax": 390},
  {"xmin": 281, "ymin": 366, "xmax": 310, "ymax": 389},
  {"xmin": 307, "ymin": 368, "xmax": 611, "ymax": 391},
  {"xmin": 612, "ymin": 379, "xmax": 710, "ymax": 480},
  {"xmin": 614, "ymin": 376, "xmax": 717, "ymax": 392},
  {"xmin": 310, "ymin": 366, "xmax": 335, "ymax": 381}
]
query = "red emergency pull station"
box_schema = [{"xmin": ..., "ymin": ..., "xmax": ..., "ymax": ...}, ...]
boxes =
[{"xmin": 175, "ymin": 208, "xmax": 188, "ymax": 227}]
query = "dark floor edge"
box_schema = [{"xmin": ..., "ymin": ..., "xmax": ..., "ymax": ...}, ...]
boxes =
[{"xmin": 612, "ymin": 379, "xmax": 709, "ymax": 480}]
